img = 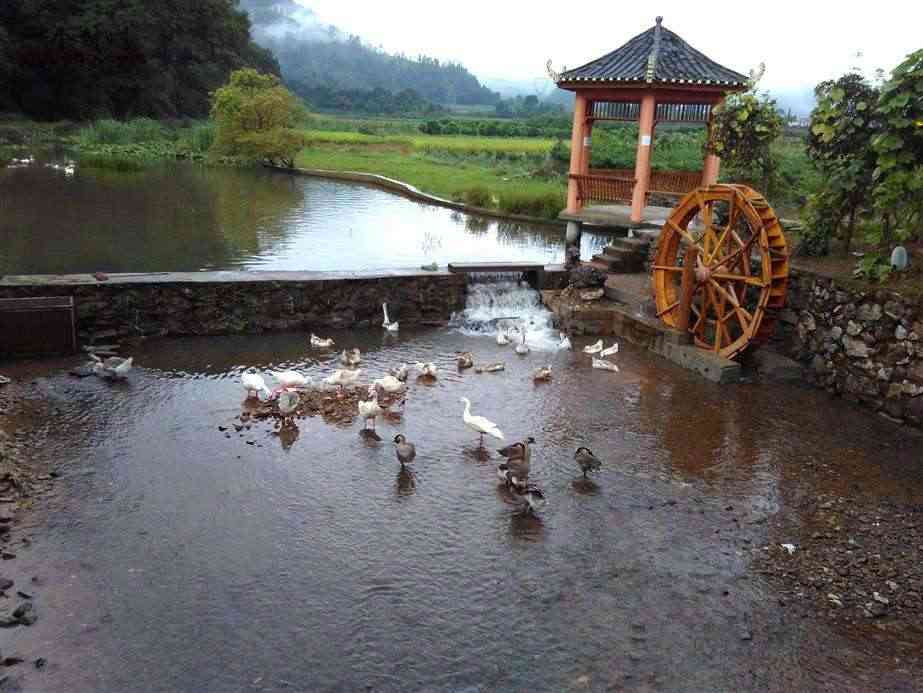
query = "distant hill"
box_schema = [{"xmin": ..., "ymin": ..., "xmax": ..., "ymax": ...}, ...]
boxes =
[{"xmin": 238, "ymin": 0, "xmax": 501, "ymax": 110}]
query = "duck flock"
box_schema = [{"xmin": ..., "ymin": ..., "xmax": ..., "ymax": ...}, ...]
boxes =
[{"xmin": 89, "ymin": 302, "xmax": 619, "ymax": 515}]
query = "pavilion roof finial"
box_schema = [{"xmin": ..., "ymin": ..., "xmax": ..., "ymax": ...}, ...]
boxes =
[
  {"xmin": 655, "ymin": 15, "xmax": 663, "ymax": 26},
  {"xmin": 645, "ymin": 17, "xmax": 664, "ymax": 83}
]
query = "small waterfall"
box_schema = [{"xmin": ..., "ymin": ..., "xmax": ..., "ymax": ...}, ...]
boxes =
[{"xmin": 451, "ymin": 273, "xmax": 561, "ymax": 351}]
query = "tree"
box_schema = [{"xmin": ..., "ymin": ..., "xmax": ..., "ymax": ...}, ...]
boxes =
[
  {"xmin": 872, "ymin": 49, "xmax": 923, "ymax": 244},
  {"xmin": 210, "ymin": 69, "xmax": 305, "ymax": 167},
  {"xmin": 0, "ymin": 0, "xmax": 279, "ymax": 120},
  {"xmin": 801, "ymin": 73, "xmax": 881, "ymax": 254},
  {"xmin": 707, "ymin": 67, "xmax": 784, "ymax": 193}
]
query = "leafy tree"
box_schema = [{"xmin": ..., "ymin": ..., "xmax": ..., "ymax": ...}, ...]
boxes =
[
  {"xmin": 800, "ymin": 73, "xmax": 881, "ymax": 254},
  {"xmin": 210, "ymin": 69, "xmax": 305, "ymax": 167},
  {"xmin": 707, "ymin": 68, "xmax": 784, "ymax": 193},
  {"xmin": 872, "ymin": 49, "xmax": 923, "ymax": 244},
  {"xmin": 0, "ymin": 0, "xmax": 278, "ymax": 120}
]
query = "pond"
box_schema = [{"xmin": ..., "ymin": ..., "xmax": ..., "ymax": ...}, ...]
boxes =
[
  {"xmin": 0, "ymin": 155, "xmax": 610, "ymax": 275},
  {"xmin": 3, "ymin": 311, "xmax": 923, "ymax": 691}
]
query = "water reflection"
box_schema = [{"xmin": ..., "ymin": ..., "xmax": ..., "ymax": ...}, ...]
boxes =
[
  {"xmin": 395, "ymin": 467, "xmax": 416, "ymax": 497},
  {"xmin": 1, "ymin": 154, "xmax": 626, "ymax": 274}
]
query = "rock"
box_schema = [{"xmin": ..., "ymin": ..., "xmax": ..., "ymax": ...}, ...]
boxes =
[
  {"xmin": 579, "ymin": 288, "xmax": 605, "ymax": 302},
  {"xmin": 801, "ymin": 313, "xmax": 817, "ymax": 332},
  {"xmin": 877, "ymin": 367, "xmax": 893, "ymax": 382},
  {"xmin": 568, "ymin": 266, "xmax": 606, "ymax": 289},
  {"xmin": 827, "ymin": 593, "xmax": 843, "ymax": 608},
  {"xmin": 873, "ymin": 591, "xmax": 890, "ymax": 605},
  {"xmin": 34, "ymin": 658, "xmax": 46, "ymax": 670},
  {"xmin": 886, "ymin": 383, "xmax": 904, "ymax": 399},
  {"xmin": 846, "ymin": 321, "xmax": 862, "ymax": 337},
  {"xmin": 858, "ymin": 303, "xmax": 883, "ymax": 322},
  {"xmin": 844, "ymin": 337, "xmax": 869, "ymax": 358},
  {"xmin": 896, "ymin": 325, "xmax": 908, "ymax": 340},
  {"xmin": 830, "ymin": 326, "xmax": 843, "ymax": 341},
  {"xmin": 0, "ymin": 579, "xmax": 12, "ymax": 592},
  {"xmin": 12, "ymin": 602, "xmax": 34, "ymax": 626}
]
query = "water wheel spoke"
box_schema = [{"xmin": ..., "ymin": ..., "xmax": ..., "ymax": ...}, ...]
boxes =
[
  {"xmin": 711, "ymin": 272, "xmax": 766, "ymax": 287},
  {"xmin": 710, "ymin": 231, "xmax": 757, "ymax": 273},
  {"xmin": 666, "ymin": 219, "xmax": 700, "ymax": 248},
  {"xmin": 656, "ymin": 300, "xmax": 680, "ymax": 318},
  {"xmin": 708, "ymin": 278, "xmax": 752, "ymax": 320},
  {"xmin": 652, "ymin": 264, "xmax": 683, "ymax": 273}
]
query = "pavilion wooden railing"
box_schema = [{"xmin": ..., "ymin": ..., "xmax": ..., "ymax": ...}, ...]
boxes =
[
  {"xmin": 569, "ymin": 174, "xmax": 636, "ymax": 204},
  {"xmin": 589, "ymin": 168, "xmax": 703, "ymax": 201}
]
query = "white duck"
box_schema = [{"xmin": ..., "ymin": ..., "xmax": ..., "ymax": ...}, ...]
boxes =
[
  {"xmin": 310, "ymin": 333, "xmax": 335, "ymax": 348},
  {"xmin": 390, "ymin": 363, "xmax": 410, "ymax": 382},
  {"xmin": 277, "ymin": 389, "xmax": 299, "ymax": 419},
  {"xmin": 583, "ymin": 339, "xmax": 603, "ymax": 354},
  {"xmin": 514, "ymin": 331, "xmax": 530, "ymax": 356},
  {"xmin": 382, "ymin": 303, "xmax": 399, "ymax": 332},
  {"xmin": 271, "ymin": 370, "xmax": 309, "ymax": 390},
  {"xmin": 557, "ymin": 332, "xmax": 572, "ymax": 350},
  {"xmin": 496, "ymin": 328, "xmax": 511, "ymax": 346},
  {"xmin": 460, "ymin": 397, "xmax": 504, "ymax": 447},
  {"xmin": 90, "ymin": 354, "xmax": 133, "ymax": 380},
  {"xmin": 592, "ymin": 358, "xmax": 620, "ymax": 372},
  {"xmin": 600, "ymin": 342, "xmax": 620, "ymax": 358},
  {"xmin": 532, "ymin": 365, "xmax": 552, "ymax": 382},
  {"xmin": 341, "ymin": 349, "xmax": 362, "ymax": 367},
  {"xmin": 374, "ymin": 374, "xmax": 406, "ymax": 395},
  {"xmin": 415, "ymin": 362, "xmax": 438, "ymax": 379},
  {"xmin": 241, "ymin": 372, "xmax": 270, "ymax": 399},
  {"xmin": 325, "ymin": 368, "xmax": 362, "ymax": 396},
  {"xmin": 358, "ymin": 386, "xmax": 383, "ymax": 430}
]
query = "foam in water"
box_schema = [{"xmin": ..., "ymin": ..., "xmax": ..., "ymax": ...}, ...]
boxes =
[{"xmin": 451, "ymin": 275, "xmax": 563, "ymax": 351}]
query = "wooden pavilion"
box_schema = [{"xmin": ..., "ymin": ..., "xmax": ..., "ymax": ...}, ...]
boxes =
[{"xmin": 556, "ymin": 17, "xmax": 749, "ymax": 225}]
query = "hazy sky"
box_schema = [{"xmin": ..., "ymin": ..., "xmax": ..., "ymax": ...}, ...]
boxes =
[{"xmin": 299, "ymin": 0, "xmax": 920, "ymax": 98}]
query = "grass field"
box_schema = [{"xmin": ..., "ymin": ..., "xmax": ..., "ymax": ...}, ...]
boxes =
[{"xmin": 300, "ymin": 129, "xmax": 557, "ymax": 156}]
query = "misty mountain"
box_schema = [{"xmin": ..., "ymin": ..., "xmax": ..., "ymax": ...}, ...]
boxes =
[{"xmin": 238, "ymin": 0, "xmax": 500, "ymax": 108}]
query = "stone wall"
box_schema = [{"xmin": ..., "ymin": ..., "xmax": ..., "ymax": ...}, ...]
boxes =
[
  {"xmin": 773, "ymin": 271, "xmax": 923, "ymax": 428},
  {"xmin": 0, "ymin": 271, "xmax": 467, "ymax": 347}
]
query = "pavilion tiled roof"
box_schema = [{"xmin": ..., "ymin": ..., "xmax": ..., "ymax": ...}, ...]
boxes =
[{"xmin": 558, "ymin": 18, "xmax": 748, "ymax": 87}]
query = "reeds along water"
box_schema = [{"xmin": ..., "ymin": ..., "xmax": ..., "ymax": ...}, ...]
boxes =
[{"xmin": 450, "ymin": 274, "xmax": 562, "ymax": 351}]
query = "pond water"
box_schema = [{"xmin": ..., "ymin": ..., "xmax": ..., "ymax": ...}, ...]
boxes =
[
  {"xmin": 3, "ymin": 291, "xmax": 923, "ymax": 691},
  {"xmin": 0, "ymin": 154, "xmax": 610, "ymax": 275}
]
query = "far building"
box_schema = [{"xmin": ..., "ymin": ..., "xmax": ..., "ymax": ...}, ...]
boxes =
[{"xmin": 555, "ymin": 17, "xmax": 749, "ymax": 225}]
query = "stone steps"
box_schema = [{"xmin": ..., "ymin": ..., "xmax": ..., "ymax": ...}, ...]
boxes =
[{"xmin": 591, "ymin": 235, "xmax": 651, "ymax": 273}]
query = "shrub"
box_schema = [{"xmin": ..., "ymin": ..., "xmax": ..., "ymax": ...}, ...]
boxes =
[
  {"xmin": 463, "ymin": 186, "xmax": 492, "ymax": 207},
  {"xmin": 176, "ymin": 122, "xmax": 215, "ymax": 156},
  {"xmin": 77, "ymin": 151, "xmax": 145, "ymax": 172},
  {"xmin": 498, "ymin": 190, "xmax": 566, "ymax": 219}
]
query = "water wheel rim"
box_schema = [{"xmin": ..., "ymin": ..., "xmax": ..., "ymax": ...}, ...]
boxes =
[{"xmin": 652, "ymin": 185, "xmax": 789, "ymax": 360}]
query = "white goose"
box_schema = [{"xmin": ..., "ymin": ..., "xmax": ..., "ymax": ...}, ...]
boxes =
[
  {"xmin": 382, "ymin": 303, "xmax": 399, "ymax": 332},
  {"xmin": 583, "ymin": 340, "xmax": 603, "ymax": 354},
  {"xmin": 514, "ymin": 331, "xmax": 530, "ymax": 356},
  {"xmin": 600, "ymin": 342, "xmax": 620, "ymax": 358},
  {"xmin": 358, "ymin": 386, "xmax": 383, "ymax": 429},
  {"xmin": 90, "ymin": 354, "xmax": 133, "ymax": 380},
  {"xmin": 310, "ymin": 333, "xmax": 335, "ymax": 348},
  {"xmin": 271, "ymin": 370, "xmax": 309, "ymax": 390},
  {"xmin": 241, "ymin": 372, "xmax": 270, "ymax": 399},
  {"xmin": 460, "ymin": 397, "xmax": 504, "ymax": 447}
]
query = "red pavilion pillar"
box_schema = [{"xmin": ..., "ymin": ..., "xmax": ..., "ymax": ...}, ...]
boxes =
[
  {"xmin": 566, "ymin": 93, "xmax": 589, "ymax": 214},
  {"xmin": 630, "ymin": 93, "xmax": 657, "ymax": 224}
]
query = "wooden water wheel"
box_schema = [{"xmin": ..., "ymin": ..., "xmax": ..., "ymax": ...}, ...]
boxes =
[{"xmin": 652, "ymin": 185, "xmax": 789, "ymax": 360}]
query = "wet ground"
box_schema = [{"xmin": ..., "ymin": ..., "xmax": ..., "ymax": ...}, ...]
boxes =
[{"xmin": 1, "ymin": 325, "xmax": 923, "ymax": 691}]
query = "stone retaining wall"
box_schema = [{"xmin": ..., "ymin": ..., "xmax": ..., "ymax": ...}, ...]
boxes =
[
  {"xmin": 773, "ymin": 272, "xmax": 923, "ymax": 428},
  {"xmin": 0, "ymin": 271, "xmax": 467, "ymax": 346}
]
